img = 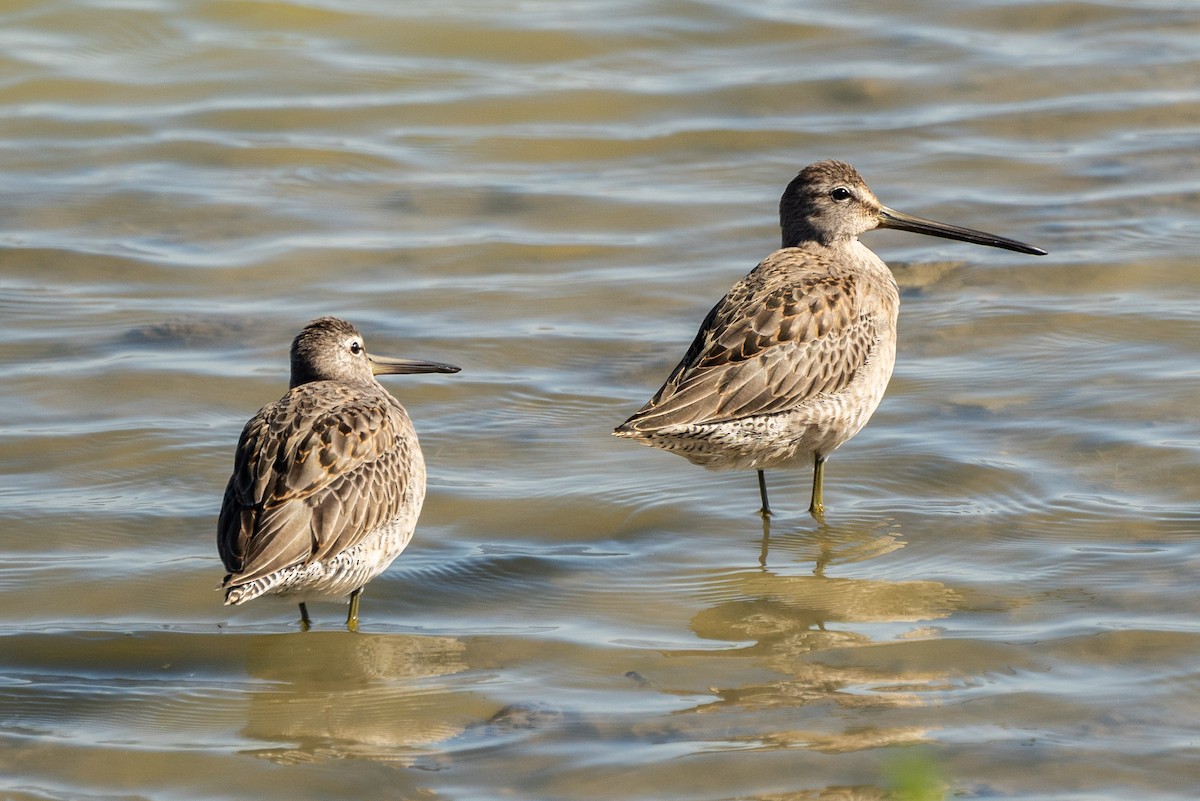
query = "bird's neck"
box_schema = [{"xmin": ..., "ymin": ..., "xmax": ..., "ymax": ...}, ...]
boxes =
[{"xmin": 781, "ymin": 228, "xmax": 857, "ymax": 250}]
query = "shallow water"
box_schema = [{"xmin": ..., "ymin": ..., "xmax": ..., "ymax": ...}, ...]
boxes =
[{"xmin": 2, "ymin": 1, "xmax": 1199, "ymax": 799}]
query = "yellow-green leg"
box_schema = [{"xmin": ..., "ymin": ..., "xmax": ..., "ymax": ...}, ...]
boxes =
[
  {"xmin": 346, "ymin": 588, "xmax": 362, "ymax": 633},
  {"xmin": 757, "ymin": 470, "xmax": 771, "ymax": 518},
  {"xmin": 808, "ymin": 454, "xmax": 827, "ymax": 520},
  {"xmin": 298, "ymin": 602, "xmax": 312, "ymax": 632},
  {"xmin": 758, "ymin": 507, "xmax": 771, "ymax": 568}
]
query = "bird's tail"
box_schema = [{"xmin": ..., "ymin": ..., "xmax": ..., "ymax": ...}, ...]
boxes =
[{"xmin": 220, "ymin": 575, "xmax": 269, "ymax": 606}]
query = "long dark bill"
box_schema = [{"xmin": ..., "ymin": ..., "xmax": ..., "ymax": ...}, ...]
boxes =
[
  {"xmin": 878, "ymin": 206, "xmax": 1047, "ymax": 256},
  {"xmin": 369, "ymin": 354, "xmax": 461, "ymax": 375}
]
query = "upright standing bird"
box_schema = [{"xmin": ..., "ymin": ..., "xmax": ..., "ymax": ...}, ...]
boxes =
[
  {"xmin": 218, "ymin": 316, "xmax": 460, "ymax": 631},
  {"xmin": 614, "ymin": 160, "xmax": 1045, "ymax": 518}
]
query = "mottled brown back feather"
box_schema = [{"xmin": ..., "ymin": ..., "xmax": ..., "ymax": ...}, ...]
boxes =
[
  {"xmin": 217, "ymin": 380, "xmax": 413, "ymax": 586},
  {"xmin": 617, "ymin": 244, "xmax": 889, "ymax": 432}
]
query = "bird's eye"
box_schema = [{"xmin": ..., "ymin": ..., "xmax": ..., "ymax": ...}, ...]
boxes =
[
  {"xmin": 830, "ymin": 187, "xmax": 852, "ymax": 202},
  {"xmin": 349, "ymin": 341, "xmax": 363, "ymax": 355}
]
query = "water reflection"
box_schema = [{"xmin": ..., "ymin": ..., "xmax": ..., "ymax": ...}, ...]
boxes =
[
  {"xmin": 238, "ymin": 631, "xmax": 489, "ymax": 765},
  {"xmin": 664, "ymin": 521, "xmax": 961, "ymax": 755},
  {"xmin": 757, "ymin": 514, "xmax": 907, "ymax": 574}
]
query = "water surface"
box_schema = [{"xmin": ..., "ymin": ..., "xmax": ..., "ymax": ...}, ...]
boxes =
[{"xmin": 2, "ymin": 1, "xmax": 1199, "ymax": 799}]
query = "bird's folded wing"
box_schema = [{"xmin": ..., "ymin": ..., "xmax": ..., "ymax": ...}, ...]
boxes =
[
  {"xmin": 218, "ymin": 384, "xmax": 411, "ymax": 584},
  {"xmin": 619, "ymin": 269, "xmax": 882, "ymax": 431}
]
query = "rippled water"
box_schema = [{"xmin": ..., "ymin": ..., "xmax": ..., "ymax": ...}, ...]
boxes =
[{"xmin": 2, "ymin": 1, "xmax": 1200, "ymax": 799}]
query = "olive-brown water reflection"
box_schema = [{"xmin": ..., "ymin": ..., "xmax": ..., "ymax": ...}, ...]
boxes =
[
  {"xmin": 3, "ymin": 0, "xmax": 1200, "ymax": 799},
  {"xmin": 239, "ymin": 632, "xmax": 476, "ymax": 764},
  {"xmin": 671, "ymin": 540, "xmax": 960, "ymax": 755}
]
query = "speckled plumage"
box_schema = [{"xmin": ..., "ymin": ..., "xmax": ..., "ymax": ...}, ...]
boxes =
[
  {"xmin": 218, "ymin": 317, "xmax": 459, "ymax": 630},
  {"xmin": 615, "ymin": 160, "xmax": 1045, "ymax": 517}
]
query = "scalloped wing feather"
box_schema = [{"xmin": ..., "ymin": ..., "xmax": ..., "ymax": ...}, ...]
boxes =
[
  {"xmin": 619, "ymin": 248, "xmax": 887, "ymax": 432},
  {"xmin": 218, "ymin": 381, "xmax": 414, "ymax": 586}
]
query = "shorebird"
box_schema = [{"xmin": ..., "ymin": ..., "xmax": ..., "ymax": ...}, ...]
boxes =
[
  {"xmin": 217, "ymin": 317, "xmax": 459, "ymax": 631},
  {"xmin": 614, "ymin": 160, "xmax": 1045, "ymax": 519}
]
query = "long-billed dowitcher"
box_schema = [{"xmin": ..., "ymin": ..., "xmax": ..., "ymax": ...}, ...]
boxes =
[
  {"xmin": 217, "ymin": 317, "xmax": 460, "ymax": 631},
  {"xmin": 614, "ymin": 160, "xmax": 1045, "ymax": 519}
]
